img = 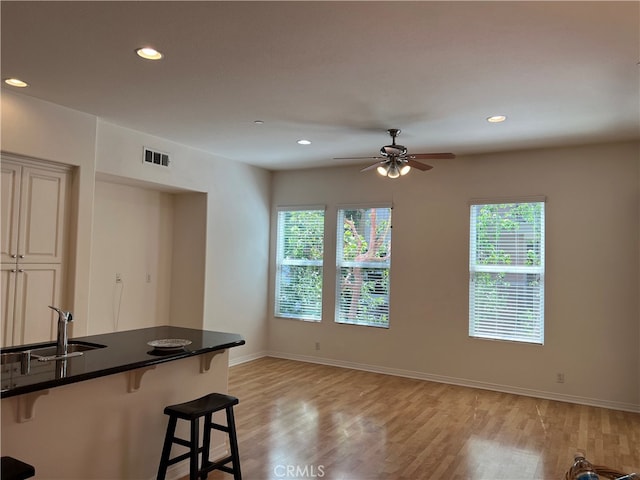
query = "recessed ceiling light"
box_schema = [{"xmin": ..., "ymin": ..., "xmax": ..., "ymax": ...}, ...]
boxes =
[
  {"xmin": 4, "ymin": 78, "xmax": 28, "ymax": 88},
  {"xmin": 136, "ymin": 47, "xmax": 163, "ymax": 60},
  {"xmin": 297, "ymin": 139, "xmax": 311, "ymax": 145},
  {"xmin": 487, "ymin": 115, "xmax": 507, "ymax": 123},
  {"xmin": 254, "ymin": 120, "xmax": 264, "ymax": 125}
]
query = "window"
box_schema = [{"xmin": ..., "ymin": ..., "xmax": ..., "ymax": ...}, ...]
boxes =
[
  {"xmin": 336, "ymin": 206, "xmax": 392, "ymax": 328},
  {"xmin": 275, "ymin": 208, "xmax": 325, "ymax": 321},
  {"xmin": 469, "ymin": 201, "xmax": 545, "ymax": 344}
]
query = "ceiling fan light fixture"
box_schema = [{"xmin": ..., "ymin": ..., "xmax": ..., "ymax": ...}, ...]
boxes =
[
  {"xmin": 387, "ymin": 163, "xmax": 401, "ymax": 179},
  {"xmin": 348, "ymin": 128, "xmax": 454, "ymax": 177},
  {"xmin": 376, "ymin": 165, "xmax": 389, "ymax": 177}
]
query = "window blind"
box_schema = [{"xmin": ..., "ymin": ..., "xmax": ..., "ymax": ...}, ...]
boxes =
[
  {"xmin": 336, "ymin": 207, "xmax": 392, "ymax": 328},
  {"xmin": 275, "ymin": 209, "xmax": 325, "ymax": 321},
  {"xmin": 469, "ymin": 202, "xmax": 545, "ymax": 344}
]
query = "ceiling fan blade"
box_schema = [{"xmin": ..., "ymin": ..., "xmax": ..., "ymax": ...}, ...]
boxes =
[
  {"xmin": 360, "ymin": 161, "xmax": 385, "ymax": 172},
  {"xmin": 406, "ymin": 159, "xmax": 433, "ymax": 171},
  {"xmin": 408, "ymin": 153, "xmax": 456, "ymax": 160},
  {"xmin": 334, "ymin": 156, "xmax": 383, "ymax": 160}
]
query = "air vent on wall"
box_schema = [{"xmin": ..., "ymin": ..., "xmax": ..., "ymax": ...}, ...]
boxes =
[{"xmin": 143, "ymin": 147, "xmax": 170, "ymax": 168}]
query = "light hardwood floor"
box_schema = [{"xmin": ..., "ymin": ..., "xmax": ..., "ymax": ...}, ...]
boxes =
[{"xmin": 205, "ymin": 357, "xmax": 639, "ymax": 480}]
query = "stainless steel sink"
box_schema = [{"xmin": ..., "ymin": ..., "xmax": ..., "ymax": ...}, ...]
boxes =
[
  {"xmin": 1, "ymin": 341, "xmax": 106, "ymax": 363},
  {"xmin": 30, "ymin": 341, "xmax": 105, "ymax": 357}
]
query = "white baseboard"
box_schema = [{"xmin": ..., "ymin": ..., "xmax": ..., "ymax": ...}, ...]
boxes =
[
  {"xmin": 266, "ymin": 351, "xmax": 640, "ymax": 414},
  {"xmin": 230, "ymin": 349, "xmax": 269, "ymax": 366}
]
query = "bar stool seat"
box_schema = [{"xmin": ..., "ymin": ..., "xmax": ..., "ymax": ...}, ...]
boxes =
[
  {"xmin": 1, "ymin": 456, "xmax": 35, "ymax": 480},
  {"xmin": 157, "ymin": 393, "xmax": 241, "ymax": 480}
]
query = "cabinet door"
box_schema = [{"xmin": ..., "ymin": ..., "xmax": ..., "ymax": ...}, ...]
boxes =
[
  {"xmin": 18, "ymin": 166, "xmax": 69, "ymax": 264},
  {"xmin": 1, "ymin": 162, "xmax": 21, "ymax": 263},
  {"xmin": 12, "ymin": 264, "xmax": 61, "ymax": 345},
  {"xmin": 1, "ymin": 265, "xmax": 17, "ymax": 347}
]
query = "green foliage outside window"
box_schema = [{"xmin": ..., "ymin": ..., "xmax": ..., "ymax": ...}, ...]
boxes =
[{"xmin": 474, "ymin": 202, "xmax": 542, "ymax": 267}]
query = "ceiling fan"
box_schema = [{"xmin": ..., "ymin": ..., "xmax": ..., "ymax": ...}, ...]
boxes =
[{"xmin": 335, "ymin": 129, "xmax": 455, "ymax": 178}]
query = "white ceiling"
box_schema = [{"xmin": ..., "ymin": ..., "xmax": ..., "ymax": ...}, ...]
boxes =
[{"xmin": 2, "ymin": 1, "xmax": 639, "ymax": 171}]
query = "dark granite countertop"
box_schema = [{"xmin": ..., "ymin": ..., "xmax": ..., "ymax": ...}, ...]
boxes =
[{"xmin": 0, "ymin": 326, "xmax": 245, "ymax": 398}]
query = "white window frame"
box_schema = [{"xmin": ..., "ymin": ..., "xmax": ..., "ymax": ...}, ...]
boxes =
[
  {"xmin": 335, "ymin": 204, "xmax": 392, "ymax": 328},
  {"xmin": 469, "ymin": 198, "xmax": 545, "ymax": 344},
  {"xmin": 275, "ymin": 206, "xmax": 325, "ymax": 321}
]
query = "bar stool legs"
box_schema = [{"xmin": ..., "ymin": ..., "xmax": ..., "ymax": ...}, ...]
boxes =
[
  {"xmin": 157, "ymin": 393, "xmax": 241, "ymax": 480},
  {"xmin": 189, "ymin": 416, "xmax": 199, "ymax": 479},
  {"xmin": 158, "ymin": 416, "xmax": 177, "ymax": 480},
  {"xmin": 226, "ymin": 407, "xmax": 241, "ymax": 477},
  {"xmin": 201, "ymin": 407, "xmax": 241, "ymax": 479}
]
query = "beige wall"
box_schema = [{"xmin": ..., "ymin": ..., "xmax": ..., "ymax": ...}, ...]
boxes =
[
  {"xmin": 88, "ymin": 181, "xmax": 175, "ymax": 334},
  {"xmin": 269, "ymin": 142, "xmax": 640, "ymax": 410},
  {"xmin": 170, "ymin": 192, "xmax": 207, "ymax": 330}
]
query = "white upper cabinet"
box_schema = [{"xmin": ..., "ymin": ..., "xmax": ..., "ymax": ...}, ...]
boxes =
[{"xmin": 2, "ymin": 160, "xmax": 69, "ymax": 264}]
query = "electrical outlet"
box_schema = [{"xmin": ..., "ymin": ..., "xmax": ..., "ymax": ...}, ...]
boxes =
[
  {"xmin": 315, "ymin": 342, "xmax": 320, "ymax": 351},
  {"xmin": 115, "ymin": 273, "xmax": 122, "ymax": 283},
  {"xmin": 556, "ymin": 373, "xmax": 565, "ymax": 384}
]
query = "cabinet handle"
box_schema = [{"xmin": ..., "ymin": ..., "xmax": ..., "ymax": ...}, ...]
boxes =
[
  {"xmin": 19, "ymin": 254, "xmax": 25, "ymax": 258},
  {"xmin": 10, "ymin": 269, "xmax": 16, "ymax": 273},
  {"xmin": 18, "ymin": 269, "xmax": 24, "ymax": 273},
  {"xmin": 11, "ymin": 254, "xmax": 17, "ymax": 258}
]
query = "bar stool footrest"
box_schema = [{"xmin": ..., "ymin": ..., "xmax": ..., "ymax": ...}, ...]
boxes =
[{"xmin": 203, "ymin": 458, "xmax": 235, "ymax": 475}]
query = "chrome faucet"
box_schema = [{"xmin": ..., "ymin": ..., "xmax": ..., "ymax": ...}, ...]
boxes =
[{"xmin": 49, "ymin": 306, "xmax": 73, "ymax": 356}]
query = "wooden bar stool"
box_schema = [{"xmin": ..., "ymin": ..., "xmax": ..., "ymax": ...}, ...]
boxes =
[{"xmin": 157, "ymin": 393, "xmax": 241, "ymax": 480}]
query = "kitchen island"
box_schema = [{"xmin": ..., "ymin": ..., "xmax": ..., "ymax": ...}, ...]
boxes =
[{"xmin": 1, "ymin": 326, "xmax": 245, "ymax": 479}]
